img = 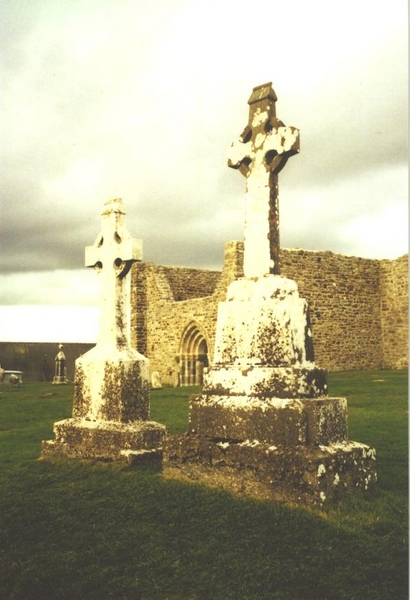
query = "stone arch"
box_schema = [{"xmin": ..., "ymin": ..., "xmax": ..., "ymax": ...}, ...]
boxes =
[{"xmin": 178, "ymin": 322, "xmax": 209, "ymax": 386}]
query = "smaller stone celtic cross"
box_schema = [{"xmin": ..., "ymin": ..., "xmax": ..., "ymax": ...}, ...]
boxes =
[
  {"xmin": 228, "ymin": 83, "xmax": 299, "ymax": 277},
  {"xmin": 54, "ymin": 343, "xmax": 66, "ymax": 381},
  {"xmin": 85, "ymin": 198, "xmax": 142, "ymax": 349}
]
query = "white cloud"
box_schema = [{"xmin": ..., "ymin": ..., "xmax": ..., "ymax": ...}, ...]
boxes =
[
  {"xmin": 43, "ymin": 156, "xmax": 109, "ymax": 203},
  {"xmin": 0, "ymin": 305, "xmax": 98, "ymax": 343},
  {"xmin": 0, "ymin": 0, "xmax": 407, "ymax": 344},
  {"xmin": 343, "ymin": 202, "xmax": 408, "ymax": 259},
  {"xmin": 280, "ymin": 163, "xmax": 408, "ymax": 255},
  {"xmin": 0, "ymin": 270, "xmax": 99, "ymax": 306}
]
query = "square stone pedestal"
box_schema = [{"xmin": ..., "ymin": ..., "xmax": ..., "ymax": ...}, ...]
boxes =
[
  {"xmin": 41, "ymin": 347, "xmax": 167, "ymax": 463},
  {"xmin": 163, "ymin": 393, "xmax": 377, "ymax": 507},
  {"xmin": 164, "ymin": 435, "xmax": 376, "ymax": 508},
  {"xmin": 41, "ymin": 418, "xmax": 166, "ymax": 463}
]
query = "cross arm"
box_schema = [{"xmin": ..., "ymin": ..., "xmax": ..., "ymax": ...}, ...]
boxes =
[
  {"xmin": 123, "ymin": 237, "xmax": 143, "ymax": 262},
  {"xmin": 264, "ymin": 125, "xmax": 300, "ymax": 158},
  {"xmin": 84, "ymin": 235, "xmax": 142, "ymax": 269},
  {"xmin": 227, "ymin": 126, "xmax": 253, "ymax": 176},
  {"xmin": 85, "ymin": 244, "xmax": 102, "ymax": 268}
]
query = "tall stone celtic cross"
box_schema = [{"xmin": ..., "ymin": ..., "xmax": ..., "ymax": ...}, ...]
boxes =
[
  {"xmin": 85, "ymin": 198, "xmax": 142, "ymax": 349},
  {"xmin": 228, "ymin": 83, "xmax": 299, "ymax": 277}
]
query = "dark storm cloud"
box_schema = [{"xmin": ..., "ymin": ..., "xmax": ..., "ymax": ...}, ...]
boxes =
[{"xmin": 0, "ymin": 0, "xmax": 407, "ymax": 309}]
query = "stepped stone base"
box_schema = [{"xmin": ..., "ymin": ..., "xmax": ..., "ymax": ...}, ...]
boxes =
[
  {"xmin": 189, "ymin": 395, "xmax": 348, "ymax": 446},
  {"xmin": 163, "ymin": 273, "xmax": 377, "ymax": 507},
  {"xmin": 163, "ymin": 435, "xmax": 377, "ymax": 507},
  {"xmin": 204, "ymin": 365, "xmax": 328, "ymax": 399},
  {"xmin": 163, "ymin": 392, "xmax": 377, "ymax": 507},
  {"xmin": 40, "ymin": 345, "xmax": 166, "ymax": 463},
  {"xmin": 52, "ymin": 377, "xmax": 68, "ymax": 385},
  {"xmin": 41, "ymin": 418, "xmax": 166, "ymax": 463}
]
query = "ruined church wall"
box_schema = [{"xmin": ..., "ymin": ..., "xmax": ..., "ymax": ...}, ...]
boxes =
[
  {"xmin": 281, "ymin": 250, "xmax": 383, "ymax": 371},
  {"xmin": 131, "ymin": 247, "xmax": 408, "ymax": 384},
  {"xmin": 161, "ymin": 267, "xmax": 219, "ymax": 301},
  {"xmin": 131, "ymin": 263, "xmax": 220, "ymax": 386},
  {"xmin": 145, "ymin": 297, "xmax": 218, "ymax": 386},
  {"xmin": 379, "ymin": 254, "xmax": 408, "ymax": 369}
]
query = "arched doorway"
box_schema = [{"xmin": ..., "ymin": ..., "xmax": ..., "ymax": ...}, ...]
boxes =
[{"xmin": 178, "ymin": 322, "xmax": 209, "ymax": 386}]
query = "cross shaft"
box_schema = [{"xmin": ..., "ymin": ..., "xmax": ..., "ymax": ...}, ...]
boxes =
[
  {"xmin": 228, "ymin": 83, "xmax": 299, "ymax": 277},
  {"xmin": 85, "ymin": 198, "xmax": 142, "ymax": 349}
]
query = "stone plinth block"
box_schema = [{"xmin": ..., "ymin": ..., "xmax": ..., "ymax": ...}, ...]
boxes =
[
  {"xmin": 210, "ymin": 275, "xmax": 329, "ymax": 408},
  {"xmin": 189, "ymin": 395, "xmax": 348, "ymax": 446},
  {"xmin": 214, "ymin": 276, "xmax": 313, "ymax": 368},
  {"xmin": 41, "ymin": 418, "xmax": 167, "ymax": 462},
  {"xmin": 52, "ymin": 376, "xmax": 68, "ymax": 385},
  {"xmin": 40, "ymin": 344, "xmax": 167, "ymax": 463},
  {"xmin": 203, "ymin": 365, "xmax": 327, "ymax": 398},
  {"xmin": 163, "ymin": 436, "xmax": 377, "ymax": 508},
  {"xmin": 73, "ymin": 346, "xmax": 150, "ymax": 423}
]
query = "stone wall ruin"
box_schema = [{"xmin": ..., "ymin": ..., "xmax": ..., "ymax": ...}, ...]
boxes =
[{"xmin": 130, "ymin": 242, "xmax": 408, "ymax": 385}]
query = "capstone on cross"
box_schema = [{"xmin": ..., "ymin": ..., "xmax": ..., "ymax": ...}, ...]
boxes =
[
  {"xmin": 228, "ymin": 83, "xmax": 299, "ymax": 277},
  {"xmin": 85, "ymin": 198, "xmax": 142, "ymax": 349}
]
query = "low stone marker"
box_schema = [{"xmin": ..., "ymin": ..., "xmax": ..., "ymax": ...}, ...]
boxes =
[
  {"xmin": 151, "ymin": 371, "xmax": 162, "ymax": 389},
  {"xmin": 41, "ymin": 199, "xmax": 166, "ymax": 462},
  {"xmin": 7, "ymin": 373, "xmax": 21, "ymax": 387},
  {"xmin": 3, "ymin": 370, "xmax": 23, "ymax": 385},
  {"xmin": 163, "ymin": 84, "xmax": 377, "ymax": 507}
]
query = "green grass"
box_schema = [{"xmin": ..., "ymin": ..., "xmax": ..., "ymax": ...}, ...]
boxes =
[{"xmin": 0, "ymin": 372, "xmax": 407, "ymax": 600}]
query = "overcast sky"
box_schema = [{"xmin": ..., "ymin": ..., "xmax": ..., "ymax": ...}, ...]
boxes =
[{"xmin": 0, "ymin": 0, "xmax": 407, "ymax": 341}]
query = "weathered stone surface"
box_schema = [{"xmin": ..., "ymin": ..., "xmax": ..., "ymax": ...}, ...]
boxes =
[
  {"xmin": 130, "ymin": 246, "xmax": 408, "ymax": 386},
  {"xmin": 189, "ymin": 395, "xmax": 307, "ymax": 445},
  {"xmin": 189, "ymin": 395, "xmax": 347, "ymax": 446},
  {"xmin": 163, "ymin": 435, "xmax": 377, "ymax": 507},
  {"xmin": 203, "ymin": 365, "xmax": 327, "ymax": 398},
  {"xmin": 214, "ymin": 276, "xmax": 313, "ymax": 366},
  {"xmin": 227, "ymin": 82, "xmax": 299, "ymax": 277},
  {"xmin": 380, "ymin": 255, "xmax": 409, "ymax": 369},
  {"xmin": 304, "ymin": 397, "xmax": 348, "ymax": 445},
  {"xmin": 86, "ymin": 198, "xmax": 142, "ymax": 349},
  {"xmin": 206, "ymin": 274, "xmax": 326, "ymax": 401},
  {"xmin": 73, "ymin": 348, "xmax": 150, "ymax": 422},
  {"xmin": 42, "ymin": 418, "xmax": 166, "ymax": 462}
]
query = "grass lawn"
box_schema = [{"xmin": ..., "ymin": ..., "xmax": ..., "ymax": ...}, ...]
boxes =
[{"xmin": 0, "ymin": 370, "xmax": 407, "ymax": 600}]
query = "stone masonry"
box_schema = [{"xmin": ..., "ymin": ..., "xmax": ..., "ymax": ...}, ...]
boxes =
[
  {"xmin": 131, "ymin": 245, "xmax": 408, "ymax": 386},
  {"xmin": 379, "ymin": 255, "xmax": 408, "ymax": 370}
]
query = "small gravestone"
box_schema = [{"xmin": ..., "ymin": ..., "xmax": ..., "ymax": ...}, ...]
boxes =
[
  {"xmin": 163, "ymin": 84, "xmax": 377, "ymax": 507},
  {"xmin": 151, "ymin": 371, "xmax": 162, "ymax": 389},
  {"xmin": 8, "ymin": 373, "xmax": 20, "ymax": 387},
  {"xmin": 52, "ymin": 343, "xmax": 68, "ymax": 384},
  {"xmin": 41, "ymin": 199, "xmax": 166, "ymax": 462}
]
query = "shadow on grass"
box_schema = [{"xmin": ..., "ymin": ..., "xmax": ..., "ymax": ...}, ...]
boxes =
[{"xmin": 0, "ymin": 458, "xmax": 406, "ymax": 600}]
